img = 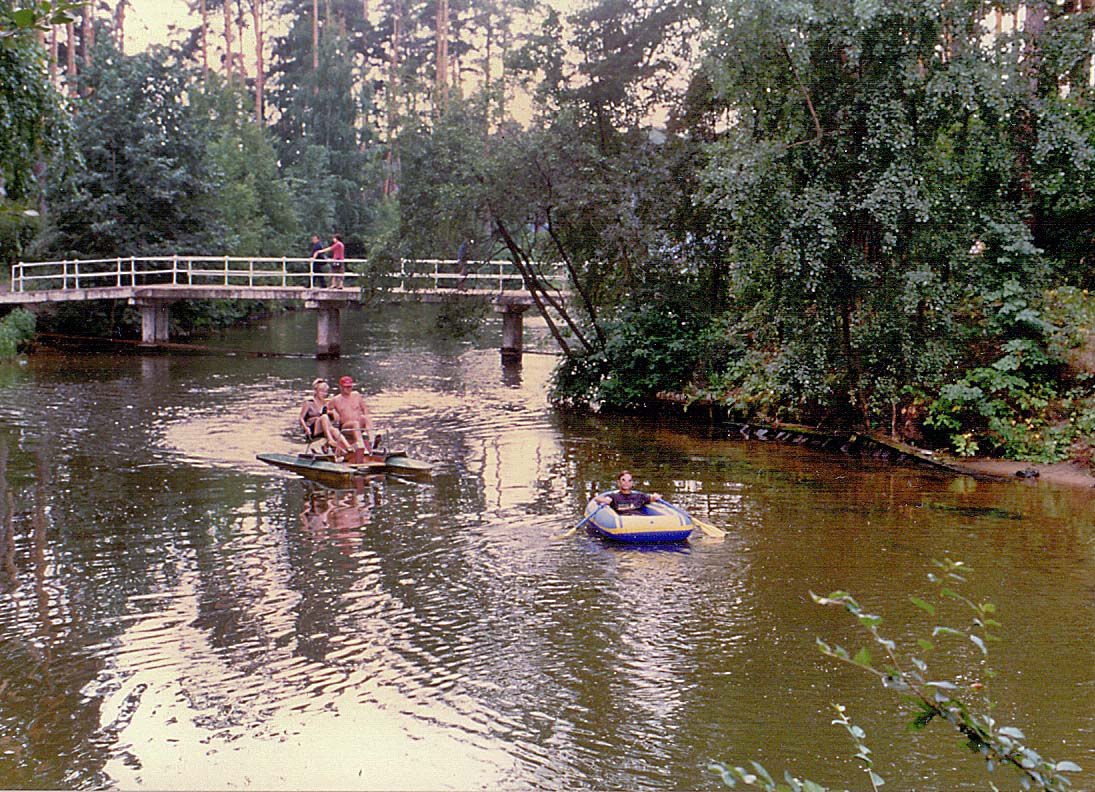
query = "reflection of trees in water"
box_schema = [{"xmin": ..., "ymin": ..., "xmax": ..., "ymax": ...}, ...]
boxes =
[
  {"xmin": 0, "ymin": 447, "xmax": 110, "ymax": 788},
  {"xmin": 287, "ymin": 480, "xmax": 383, "ymax": 663}
]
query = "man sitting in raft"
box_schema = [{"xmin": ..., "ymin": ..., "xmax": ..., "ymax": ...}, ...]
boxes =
[
  {"xmin": 328, "ymin": 375, "xmax": 373, "ymax": 464},
  {"xmin": 595, "ymin": 470, "xmax": 662, "ymax": 515}
]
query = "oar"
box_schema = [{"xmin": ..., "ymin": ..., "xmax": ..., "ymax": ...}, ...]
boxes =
[
  {"xmin": 691, "ymin": 515, "xmax": 727, "ymax": 539},
  {"xmin": 555, "ymin": 504, "xmax": 606, "ymax": 539},
  {"xmin": 660, "ymin": 499, "xmax": 727, "ymax": 538}
]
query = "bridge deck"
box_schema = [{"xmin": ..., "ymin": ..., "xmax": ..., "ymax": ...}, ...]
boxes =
[
  {"xmin": 0, "ymin": 284, "xmax": 547, "ymax": 306},
  {"xmin": 2, "ymin": 256, "xmax": 566, "ymax": 307},
  {"xmin": 2, "ymin": 256, "xmax": 568, "ymax": 359}
]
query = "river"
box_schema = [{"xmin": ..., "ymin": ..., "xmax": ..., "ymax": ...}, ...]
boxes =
[{"xmin": 0, "ymin": 305, "xmax": 1093, "ymax": 790}]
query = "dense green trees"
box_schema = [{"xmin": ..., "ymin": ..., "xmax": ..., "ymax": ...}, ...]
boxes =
[
  {"xmin": 0, "ymin": 0, "xmax": 77, "ymax": 268},
  {"xmin": 687, "ymin": 0, "xmax": 1095, "ymax": 458},
  {"xmin": 36, "ymin": 41, "xmax": 222, "ymax": 256}
]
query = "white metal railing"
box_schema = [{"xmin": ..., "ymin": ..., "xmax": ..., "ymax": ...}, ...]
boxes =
[{"xmin": 9, "ymin": 256, "xmax": 567, "ymax": 295}]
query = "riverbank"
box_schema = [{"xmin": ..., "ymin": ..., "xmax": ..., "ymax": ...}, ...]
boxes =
[
  {"xmin": 936, "ymin": 455, "xmax": 1095, "ymax": 489},
  {"xmin": 656, "ymin": 392, "xmax": 1095, "ymax": 490},
  {"xmin": 720, "ymin": 419, "xmax": 1095, "ymax": 491}
]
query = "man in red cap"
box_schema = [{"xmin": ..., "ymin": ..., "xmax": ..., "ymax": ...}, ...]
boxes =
[{"xmin": 329, "ymin": 375, "xmax": 372, "ymax": 463}]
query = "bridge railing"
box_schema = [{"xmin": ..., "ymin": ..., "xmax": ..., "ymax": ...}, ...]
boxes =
[{"xmin": 10, "ymin": 256, "xmax": 567, "ymax": 294}]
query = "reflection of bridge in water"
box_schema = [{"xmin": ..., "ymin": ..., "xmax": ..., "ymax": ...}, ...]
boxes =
[{"xmin": 3, "ymin": 256, "xmax": 567, "ymax": 359}]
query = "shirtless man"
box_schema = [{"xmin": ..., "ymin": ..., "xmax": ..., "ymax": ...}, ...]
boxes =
[
  {"xmin": 313, "ymin": 233, "xmax": 345, "ymax": 288},
  {"xmin": 328, "ymin": 375, "xmax": 373, "ymax": 463}
]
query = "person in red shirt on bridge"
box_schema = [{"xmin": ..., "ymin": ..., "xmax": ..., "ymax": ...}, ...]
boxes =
[{"xmin": 313, "ymin": 233, "xmax": 346, "ymax": 289}]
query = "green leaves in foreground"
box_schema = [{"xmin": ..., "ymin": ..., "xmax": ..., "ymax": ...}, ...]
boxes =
[
  {"xmin": 0, "ymin": 308, "xmax": 35, "ymax": 359},
  {"xmin": 711, "ymin": 559, "xmax": 1083, "ymax": 792}
]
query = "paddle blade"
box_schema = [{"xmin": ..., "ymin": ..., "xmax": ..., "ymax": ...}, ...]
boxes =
[
  {"xmin": 553, "ymin": 525, "xmax": 578, "ymax": 540},
  {"xmin": 554, "ymin": 503, "xmax": 604, "ymax": 540},
  {"xmin": 692, "ymin": 517, "xmax": 726, "ymax": 538}
]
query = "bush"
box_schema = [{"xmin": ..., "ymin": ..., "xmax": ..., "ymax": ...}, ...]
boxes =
[
  {"xmin": 0, "ymin": 308, "xmax": 36, "ymax": 359},
  {"xmin": 922, "ymin": 282, "xmax": 1088, "ymax": 462}
]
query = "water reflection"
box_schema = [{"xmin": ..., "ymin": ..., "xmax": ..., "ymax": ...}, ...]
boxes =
[
  {"xmin": 1, "ymin": 309, "xmax": 1094, "ymax": 791},
  {"xmin": 298, "ymin": 481, "xmax": 376, "ymax": 553}
]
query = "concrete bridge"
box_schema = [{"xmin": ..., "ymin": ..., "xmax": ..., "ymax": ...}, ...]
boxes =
[{"xmin": 2, "ymin": 256, "xmax": 567, "ymax": 359}]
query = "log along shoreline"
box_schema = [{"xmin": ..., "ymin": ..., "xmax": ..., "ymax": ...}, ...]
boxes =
[
  {"xmin": 727, "ymin": 421, "xmax": 1095, "ymax": 490},
  {"xmin": 656, "ymin": 393, "xmax": 1095, "ymax": 490}
]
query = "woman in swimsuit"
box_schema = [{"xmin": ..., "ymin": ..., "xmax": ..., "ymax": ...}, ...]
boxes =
[{"xmin": 298, "ymin": 378, "xmax": 352, "ymax": 457}]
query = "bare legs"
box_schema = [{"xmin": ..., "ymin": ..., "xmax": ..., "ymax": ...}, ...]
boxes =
[
  {"xmin": 339, "ymin": 422, "xmax": 372, "ymax": 463},
  {"xmin": 313, "ymin": 415, "xmax": 352, "ymax": 456}
]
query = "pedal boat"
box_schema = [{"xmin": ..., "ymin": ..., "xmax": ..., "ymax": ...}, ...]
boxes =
[
  {"xmin": 584, "ymin": 495, "xmax": 694, "ymax": 543},
  {"xmin": 257, "ymin": 450, "xmax": 431, "ymax": 481}
]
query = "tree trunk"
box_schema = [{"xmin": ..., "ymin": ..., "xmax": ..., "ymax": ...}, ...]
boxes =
[
  {"xmin": 49, "ymin": 23, "xmax": 58, "ymax": 86},
  {"xmin": 384, "ymin": 0, "xmax": 402, "ymax": 196},
  {"xmin": 235, "ymin": 3, "xmax": 247, "ymax": 82},
  {"xmin": 435, "ymin": 0, "xmax": 449, "ymax": 113},
  {"xmin": 224, "ymin": 0, "xmax": 234, "ymax": 84},
  {"xmin": 251, "ymin": 0, "xmax": 265, "ymax": 122},
  {"xmin": 114, "ymin": 0, "xmax": 127, "ymax": 50},
  {"xmin": 81, "ymin": 4, "xmax": 93, "ymax": 68},
  {"xmin": 200, "ymin": 0, "xmax": 208, "ymax": 80},
  {"xmin": 494, "ymin": 217, "xmax": 576, "ymax": 358},
  {"xmin": 483, "ymin": 10, "xmax": 492, "ymax": 135},
  {"xmin": 312, "ymin": 0, "xmax": 319, "ymax": 73},
  {"xmin": 66, "ymin": 21, "xmax": 77, "ymax": 97}
]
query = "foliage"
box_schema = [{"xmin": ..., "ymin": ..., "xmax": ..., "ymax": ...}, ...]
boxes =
[
  {"xmin": 166, "ymin": 298, "xmax": 278, "ymax": 336},
  {"xmin": 921, "ymin": 281, "xmax": 1091, "ymax": 461},
  {"xmin": 0, "ymin": 0, "xmax": 80, "ymax": 38},
  {"xmin": 33, "ymin": 39, "xmax": 222, "ymax": 257},
  {"xmin": 35, "ymin": 295, "xmax": 275, "ymax": 340},
  {"xmin": 395, "ymin": 100, "xmax": 487, "ymax": 258},
  {"xmin": 695, "ymin": 0, "xmax": 1095, "ymax": 432},
  {"xmin": 0, "ymin": 308, "xmax": 35, "ymax": 358},
  {"xmin": 434, "ymin": 299, "xmax": 489, "ymax": 337},
  {"xmin": 711, "ymin": 559, "xmax": 1084, "ymax": 792},
  {"xmin": 269, "ymin": 13, "xmax": 381, "ymax": 248},
  {"xmin": 585, "ymin": 298, "xmax": 705, "ymax": 409},
  {"xmin": 0, "ymin": 0, "xmax": 76, "ymax": 267},
  {"xmin": 195, "ymin": 78, "xmax": 303, "ymax": 256}
]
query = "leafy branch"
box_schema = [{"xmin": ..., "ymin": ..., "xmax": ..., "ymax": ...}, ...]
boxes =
[
  {"xmin": 711, "ymin": 559, "xmax": 1083, "ymax": 792},
  {"xmin": 710, "ymin": 702, "xmax": 880, "ymax": 792},
  {"xmin": 0, "ymin": 1, "xmax": 83, "ymax": 39}
]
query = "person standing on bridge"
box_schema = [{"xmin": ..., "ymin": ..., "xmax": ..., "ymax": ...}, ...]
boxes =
[
  {"xmin": 456, "ymin": 237, "xmax": 472, "ymax": 289},
  {"xmin": 310, "ymin": 234, "xmax": 328, "ymax": 288},
  {"xmin": 329, "ymin": 375, "xmax": 373, "ymax": 464},
  {"xmin": 313, "ymin": 233, "xmax": 346, "ymax": 289}
]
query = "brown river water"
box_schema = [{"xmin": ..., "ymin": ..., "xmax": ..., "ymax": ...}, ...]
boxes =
[{"xmin": 0, "ymin": 305, "xmax": 1093, "ymax": 790}]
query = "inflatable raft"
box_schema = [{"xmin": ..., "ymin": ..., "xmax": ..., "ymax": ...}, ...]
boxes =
[{"xmin": 583, "ymin": 495, "xmax": 694, "ymax": 543}]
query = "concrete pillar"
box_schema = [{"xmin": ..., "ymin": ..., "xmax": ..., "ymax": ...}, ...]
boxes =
[
  {"xmin": 316, "ymin": 306, "xmax": 341, "ymax": 358},
  {"xmin": 498, "ymin": 302, "xmax": 530, "ymax": 363},
  {"xmin": 135, "ymin": 299, "xmax": 170, "ymax": 345}
]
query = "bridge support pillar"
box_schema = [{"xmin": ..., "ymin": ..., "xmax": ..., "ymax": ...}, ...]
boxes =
[
  {"xmin": 315, "ymin": 305, "xmax": 341, "ymax": 358},
  {"xmin": 497, "ymin": 301, "xmax": 530, "ymax": 363},
  {"xmin": 133, "ymin": 299, "xmax": 171, "ymax": 345}
]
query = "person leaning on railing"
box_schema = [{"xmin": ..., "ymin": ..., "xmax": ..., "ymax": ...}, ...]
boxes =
[{"xmin": 313, "ymin": 234, "xmax": 345, "ymax": 289}]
